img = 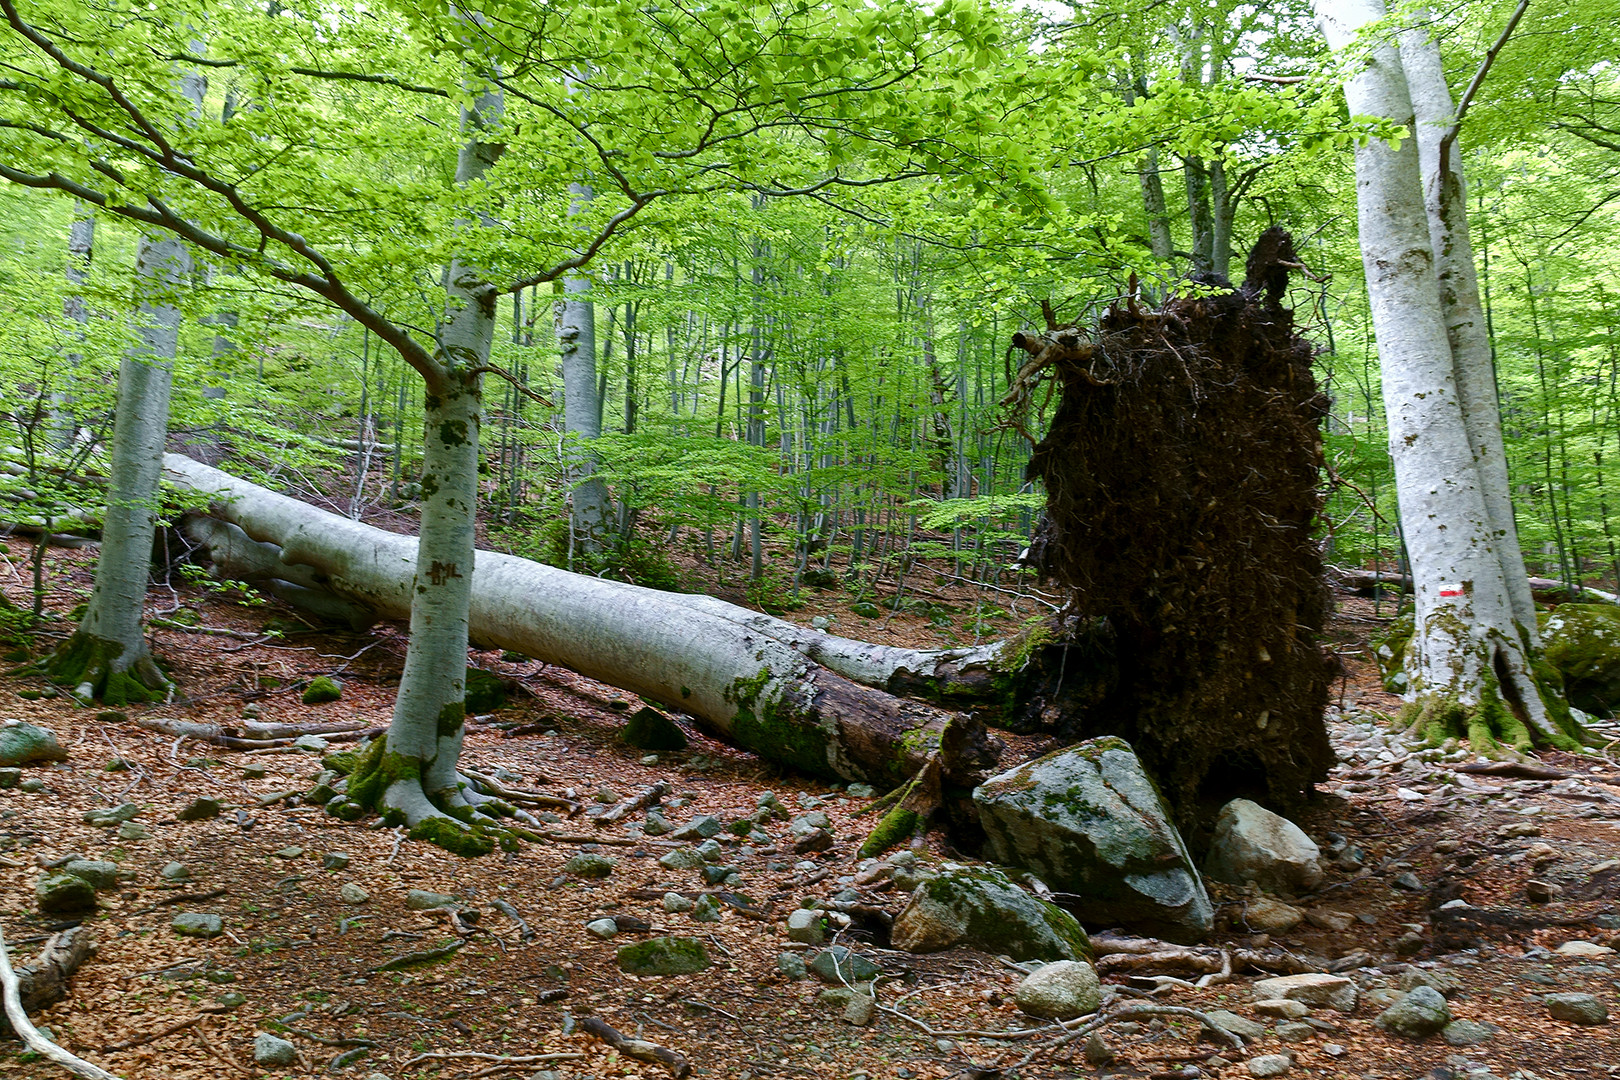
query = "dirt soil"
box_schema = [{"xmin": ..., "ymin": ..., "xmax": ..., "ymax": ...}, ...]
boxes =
[{"xmin": 2, "ymin": 540, "xmax": 1619, "ymax": 1080}]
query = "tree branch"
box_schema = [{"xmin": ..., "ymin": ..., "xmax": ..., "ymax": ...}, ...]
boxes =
[
  {"xmin": 0, "ymin": 923, "xmax": 122, "ymax": 1080},
  {"xmin": 1437, "ymin": 0, "xmax": 1530, "ymax": 173}
]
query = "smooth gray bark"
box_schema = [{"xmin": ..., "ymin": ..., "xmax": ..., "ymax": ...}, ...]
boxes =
[
  {"xmin": 1398, "ymin": 18, "xmax": 1538, "ymax": 634},
  {"xmin": 557, "ymin": 181, "xmax": 613, "ymax": 554},
  {"xmin": 165, "ymin": 454, "xmax": 966, "ymax": 785},
  {"xmin": 1317, "ymin": 0, "xmax": 1572, "ymax": 747}
]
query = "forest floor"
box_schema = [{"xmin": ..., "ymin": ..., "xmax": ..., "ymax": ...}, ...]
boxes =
[{"xmin": 1, "ymin": 534, "xmax": 1619, "ymax": 1080}]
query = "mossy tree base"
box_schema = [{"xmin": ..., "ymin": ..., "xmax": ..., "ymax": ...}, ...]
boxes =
[
  {"xmin": 44, "ymin": 632, "xmax": 169, "ymax": 706},
  {"xmin": 340, "ymin": 736, "xmax": 524, "ymax": 857},
  {"xmin": 1399, "ymin": 666, "xmax": 1586, "ymax": 759}
]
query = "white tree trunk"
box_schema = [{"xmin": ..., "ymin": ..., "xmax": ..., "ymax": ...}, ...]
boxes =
[
  {"xmin": 164, "ymin": 455, "xmax": 972, "ymax": 785},
  {"xmin": 557, "ymin": 181, "xmax": 613, "ymax": 553},
  {"xmin": 1397, "ymin": 18, "xmax": 1538, "ymax": 633},
  {"xmin": 52, "ymin": 207, "xmax": 93, "ymax": 448},
  {"xmin": 365, "ymin": 84, "xmax": 502, "ymax": 833},
  {"xmin": 50, "ymin": 233, "xmax": 187, "ymax": 703},
  {"xmin": 1317, "ymin": 0, "xmax": 1578, "ymax": 750}
]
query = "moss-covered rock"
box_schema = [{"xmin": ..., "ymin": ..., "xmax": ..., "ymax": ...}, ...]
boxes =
[
  {"xmin": 1542, "ymin": 604, "xmax": 1620, "ymax": 717},
  {"xmin": 891, "ymin": 865, "xmax": 1092, "ymax": 962},
  {"xmin": 621, "ymin": 706, "xmax": 688, "ymax": 751},
  {"xmin": 1373, "ymin": 612, "xmax": 1415, "ymax": 694},
  {"xmin": 973, "ymin": 736, "xmax": 1212, "ymax": 943},
  {"xmin": 464, "ymin": 668, "xmax": 508, "ymax": 713},
  {"xmin": 36, "ymin": 871, "xmax": 97, "ymax": 913},
  {"xmin": 0, "ymin": 722, "xmax": 67, "ymax": 766},
  {"xmin": 616, "ymin": 936, "xmax": 711, "ymax": 976},
  {"xmin": 301, "ymin": 676, "xmax": 343, "ymax": 704}
]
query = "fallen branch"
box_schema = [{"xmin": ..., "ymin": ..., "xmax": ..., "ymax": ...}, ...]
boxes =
[
  {"xmin": 399, "ymin": 1051, "xmax": 586, "ymax": 1069},
  {"xmin": 127, "ymin": 714, "xmax": 371, "ymax": 750},
  {"xmin": 490, "ymin": 899, "xmax": 535, "ymax": 943},
  {"xmin": 1, "ymin": 927, "xmax": 97, "ymax": 1033},
  {"xmin": 100, "ymin": 1015, "xmax": 201, "ymax": 1053},
  {"xmin": 129, "ymin": 889, "xmax": 227, "ymax": 916},
  {"xmin": 0, "ymin": 923, "xmax": 121, "ymax": 1080},
  {"xmin": 578, "ymin": 1016, "xmax": 691, "ymax": 1079},
  {"xmin": 597, "ymin": 781, "xmax": 670, "ymax": 825},
  {"xmin": 462, "ymin": 768, "xmax": 577, "ymax": 812}
]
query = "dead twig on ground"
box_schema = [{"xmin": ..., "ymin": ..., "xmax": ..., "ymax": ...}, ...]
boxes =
[
  {"xmin": 100, "ymin": 1015, "xmax": 201, "ymax": 1053},
  {"xmin": 579, "ymin": 1015, "xmax": 691, "ymax": 1079}
]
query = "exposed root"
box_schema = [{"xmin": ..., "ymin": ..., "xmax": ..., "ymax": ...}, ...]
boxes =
[{"xmin": 44, "ymin": 632, "xmax": 170, "ymax": 706}]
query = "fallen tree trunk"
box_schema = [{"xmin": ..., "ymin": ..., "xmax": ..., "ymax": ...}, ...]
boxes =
[
  {"xmin": 165, "ymin": 455, "xmax": 994, "ymax": 788},
  {"xmin": 0, "ymin": 927, "xmax": 96, "ymax": 1038},
  {"xmin": 1330, "ymin": 566, "xmax": 1618, "ymax": 606}
]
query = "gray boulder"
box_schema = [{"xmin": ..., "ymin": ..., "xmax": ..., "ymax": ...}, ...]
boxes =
[
  {"xmin": 173, "ymin": 912, "xmax": 224, "ymax": 938},
  {"xmin": 1545, "ymin": 993, "xmax": 1609, "ymax": 1025},
  {"xmin": 891, "ymin": 865, "xmax": 1091, "ymax": 962},
  {"xmin": 1014, "ymin": 961, "xmax": 1101, "ymax": 1020},
  {"xmin": 1376, "ymin": 986, "xmax": 1451, "ymax": 1038},
  {"xmin": 1204, "ymin": 799, "xmax": 1323, "ymax": 894},
  {"xmin": 809, "ymin": 946, "xmax": 882, "ymax": 984},
  {"xmin": 974, "ymin": 737, "xmax": 1213, "ymax": 942},
  {"xmin": 616, "ymin": 936, "xmax": 710, "ymax": 976},
  {"xmin": 35, "ymin": 872, "xmax": 97, "ymax": 913},
  {"xmin": 0, "ymin": 722, "xmax": 67, "ymax": 766},
  {"xmin": 1251, "ymin": 973, "xmax": 1358, "ymax": 1014},
  {"xmin": 61, "ymin": 859, "xmax": 120, "ymax": 891},
  {"xmin": 405, "ymin": 889, "xmax": 460, "ymax": 910},
  {"xmin": 82, "ymin": 802, "xmax": 141, "ymax": 827},
  {"xmin": 253, "ymin": 1033, "xmax": 298, "ymax": 1066}
]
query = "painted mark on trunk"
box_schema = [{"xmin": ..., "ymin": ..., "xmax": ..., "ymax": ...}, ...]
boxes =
[{"xmin": 429, "ymin": 561, "xmax": 463, "ymax": 586}]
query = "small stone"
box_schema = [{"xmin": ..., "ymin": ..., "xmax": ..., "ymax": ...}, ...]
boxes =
[
  {"xmin": 1252, "ymin": 973, "xmax": 1358, "ymax": 1013},
  {"xmin": 787, "ymin": 908, "xmax": 826, "ymax": 945},
  {"xmin": 690, "ymin": 895, "xmax": 722, "ymax": 923},
  {"xmin": 206, "ymin": 970, "xmax": 237, "ymax": 984},
  {"xmin": 1274, "ymin": 1021, "xmax": 1314, "ymax": 1042},
  {"xmin": 1304, "ymin": 908, "xmax": 1356, "ymax": 933},
  {"xmin": 1083, "ymin": 1033, "xmax": 1115, "ymax": 1065},
  {"xmin": 301, "ymin": 676, "xmax": 343, "ymax": 704},
  {"xmin": 586, "ymin": 918, "xmax": 619, "ymax": 940},
  {"xmin": 217, "ymin": 991, "xmax": 247, "ymax": 1008},
  {"xmin": 253, "ymin": 1033, "xmax": 299, "ymax": 1066},
  {"xmin": 61, "ymin": 859, "xmax": 120, "ymax": 890},
  {"xmin": 116, "ymin": 821, "xmax": 151, "ymax": 841},
  {"xmin": 1248, "ymin": 1054, "xmax": 1292, "ymax": 1078},
  {"xmin": 1202, "ymin": 1010, "xmax": 1265, "ymax": 1042},
  {"xmin": 35, "ymin": 872, "xmax": 97, "ymax": 913},
  {"xmin": 694, "ymin": 839, "xmax": 723, "ymax": 861},
  {"xmin": 322, "ymin": 852, "xmax": 351, "ymax": 871},
  {"xmin": 292, "ymin": 734, "xmax": 328, "ymax": 751},
  {"xmin": 1014, "ymin": 961, "xmax": 1102, "ymax": 1021},
  {"xmin": 700, "ymin": 864, "xmax": 737, "ymax": 886},
  {"xmin": 159, "ymin": 862, "xmax": 191, "ymax": 881},
  {"xmin": 273, "ymin": 845, "xmax": 304, "ymax": 860},
  {"xmin": 843, "ymin": 992, "xmax": 876, "ymax": 1025},
  {"xmin": 1395, "ymin": 930, "xmax": 1427, "ymax": 956},
  {"xmin": 658, "ymin": 848, "xmax": 705, "ymax": 871},
  {"xmin": 809, "ymin": 945, "xmax": 881, "ymax": 984},
  {"xmin": 1442, "ymin": 1019, "xmax": 1497, "ymax": 1046},
  {"xmin": 1322, "ymin": 1044, "xmax": 1346, "ymax": 1057},
  {"xmin": 18, "ymin": 778, "xmax": 44, "ymax": 793},
  {"xmin": 1399, "ymin": 968, "xmax": 1462, "ymax": 997},
  {"xmin": 793, "ymin": 827, "xmax": 834, "ymax": 854},
  {"xmin": 640, "ymin": 754, "xmax": 659, "ymax": 766},
  {"xmin": 1545, "ymin": 992, "xmax": 1609, "ymax": 1025},
  {"xmin": 405, "ymin": 889, "xmax": 459, "ymax": 910},
  {"xmin": 83, "ymin": 802, "xmax": 141, "ymax": 827},
  {"xmin": 1393, "ymin": 871, "xmax": 1425, "ymax": 891},
  {"xmin": 173, "ymin": 912, "xmax": 224, "ymax": 938},
  {"xmin": 1377, "ymin": 986, "xmax": 1452, "ymax": 1038},
  {"xmin": 1244, "ymin": 896, "xmax": 1305, "ymax": 933},
  {"xmin": 790, "ymin": 811, "xmax": 832, "ymax": 834},
  {"xmin": 338, "ymin": 883, "xmax": 370, "ymax": 905},
  {"xmin": 643, "ymin": 811, "xmax": 674, "ymax": 836},
  {"xmin": 1526, "ymin": 879, "xmax": 1561, "ymax": 904},
  {"xmin": 616, "ymin": 936, "xmax": 711, "ymax": 976},
  {"xmin": 176, "ymin": 797, "xmax": 222, "ymax": 822},
  {"xmin": 563, "ymin": 853, "xmax": 617, "ymax": 879},
  {"xmin": 662, "ymin": 892, "xmax": 695, "ymax": 913},
  {"xmin": 0, "ymin": 767, "xmax": 18, "ymax": 788},
  {"xmin": 1254, "ymin": 999, "xmax": 1310, "ymax": 1020},
  {"xmin": 847, "ymin": 783, "xmax": 875, "ymax": 798},
  {"xmin": 670, "ymin": 815, "xmax": 724, "ymax": 840},
  {"xmin": 777, "ymin": 952, "xmax": 808, "ymax": 979},
  {"xmin": 242, "ymin": 764, "xmax": 268, "ymax": 780},
  {"xmin": 1554, "ymin": 941, "xmax": 1615, "ymax": 957}
]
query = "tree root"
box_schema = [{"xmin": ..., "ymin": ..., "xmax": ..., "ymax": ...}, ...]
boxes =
[{"xmin": 44, "ymin": 632, "xmax": 169, "ymax": 707}]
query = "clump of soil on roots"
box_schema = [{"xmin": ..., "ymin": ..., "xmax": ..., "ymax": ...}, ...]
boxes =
[{"xmin": 1008, "ymin": 229, "xmax": 1336, "ymax": 831}]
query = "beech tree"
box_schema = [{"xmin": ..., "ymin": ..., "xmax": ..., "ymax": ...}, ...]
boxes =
[
  {"xmin": 1315, "ymin": 0, "xmax": 1587, "ymax": 751},
  {"xmin": 0, "ymin": 0, "xmax": 1053, "ymax": 848}
]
